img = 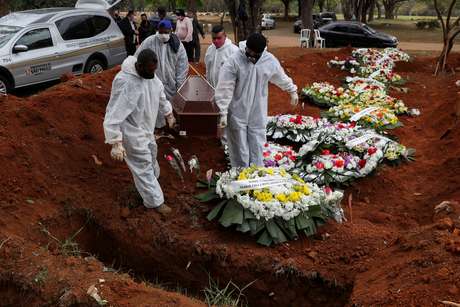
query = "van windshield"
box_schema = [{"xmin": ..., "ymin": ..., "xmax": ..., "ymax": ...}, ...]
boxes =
[{"xmin": 0, "ymin": 25, "xmax": 21, "ymax": 48}]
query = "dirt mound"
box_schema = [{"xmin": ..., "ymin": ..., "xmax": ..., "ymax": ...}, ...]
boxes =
[{"xmin": 1, "ymin": 49, "xmax": 460, "ymax": 306}]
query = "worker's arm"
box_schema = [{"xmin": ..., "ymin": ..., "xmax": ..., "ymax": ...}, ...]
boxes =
[
  {"xmin": 204, "ymin": 46, "xmax": 212, "ymax": 82},
  {"xmin": 175, "ymin": 43, "xmax": 189, "ymax": 89},
  {"xmin": 269, "ymin": 57, "xmax": 297, "ymax": 94},
  {"xmin": 214, "ymin": 58, "xmax": 237, "ymax": 118},
  {"xmin": 103, "ymin": 78, "xmax": 138, "ymax": 144},
  {"xmin": 158, "ymin": 82, "xmax": 173, "ymax": 116}
]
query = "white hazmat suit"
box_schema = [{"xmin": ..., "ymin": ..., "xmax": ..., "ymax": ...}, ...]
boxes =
[
  {"xmin": 215, "ymin": 42, "xmax": 298, "ymax": 167},
  {"xmin": 103, "ymin": 56, "xmax": 172, "ymax": 208},
  {"xmin": 135, "ymin": 34, "xmax": 188, "ymax": 127},
  {"xmin": 204, "ymin": 38, "xmax": 239, "ymax": 88}
]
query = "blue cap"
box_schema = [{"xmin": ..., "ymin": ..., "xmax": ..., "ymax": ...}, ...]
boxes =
[{"xmin": 158, "ymin": 19, "xmax": 172, "ymax": 29}]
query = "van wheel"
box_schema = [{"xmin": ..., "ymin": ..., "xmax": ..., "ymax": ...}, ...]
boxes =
[
  {"xmin": 84, "ymin": 59, "xmax": 105, "ymax": 74},
  {"xmin": 0, "ymin": 75, "xmax": 11, "ymax": 95}
]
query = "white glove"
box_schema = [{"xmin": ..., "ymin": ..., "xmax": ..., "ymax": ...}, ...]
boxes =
[
  {"xmin": 111, "ymin": 142, "xmax": 126, "ymax": 162},
  {"xmin": 165, "ymin": 112, "xmax": 176, "ymax": 128},
  {"xmin": 219, "ymin": 115, "xmax": 227, "ymax": 128},
  {"xmin": 290, "ymin": 91, "xmax": 299, "ymax": 106}
]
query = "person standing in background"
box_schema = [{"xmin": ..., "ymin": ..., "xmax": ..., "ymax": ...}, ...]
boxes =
[
  {"xmin": 112, "ymin": 9, "xmax": 122, "ymax": 24},
  {"xmin": 175, "ymin": 9, "xmax": 194, "ymax": 62},
  {"xmin": 139, "ymin": 13, "xmax": 154, "ymax": 43},
  {"xmin": 135, "ymin": 19, "xmax": 188, "ymax": 128},
  {"xmin": 118, "ymin": 10, "xmax": 138, "ymax": 56},
  {"xmin": 189, "ymin": 11, "xmax": 205, "ymax": 63},
  {"xmin": 204, "ymin": 25, "xmax": 238, "ymax": 145}
]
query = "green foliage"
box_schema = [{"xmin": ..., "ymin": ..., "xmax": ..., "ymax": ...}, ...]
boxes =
[
  {"xmin": 33, "ymin": 267, "xmax": 48, "ymax": 286},
  {"xmin": 39, "ymin": 222, "xmax": 87, "ymax": 257},
  {"xmin": 416, "ymin": 19, "xmax": 441, "ymax": 29},
  {"xmin": 203, "ymin": 274, "xmax": 255, "ymax": 307}
]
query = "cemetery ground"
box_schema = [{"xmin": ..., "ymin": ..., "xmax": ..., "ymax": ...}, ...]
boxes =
[{"xmin": 0, "ymin": 47, "xmax": 460, "ymax": 306}]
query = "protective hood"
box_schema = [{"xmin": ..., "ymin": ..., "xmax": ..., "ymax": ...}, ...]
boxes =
[
  {"xmin": 238, "ymin": 40, "xmax": 268, "ymax": 63},
  {"xmin": 120, "ymin": 56, "xmax": 140, "ymax": 77},
  {"xmin": 238, "ymin": 40, "xmax": 268, "ymax": 53}
]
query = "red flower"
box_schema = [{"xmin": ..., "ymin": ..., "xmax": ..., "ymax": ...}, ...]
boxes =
[
  {"xmin": 322, "ymin": 149, "xmax": 331, "ymax": 155},
  {"xmin": 324, "ymin": 186, "xmax": 333, "ymax": 194},
  {"xmin": 315, "ymin": 162, "xmax": 324, "ymax": 169},
  {"xmin": 264, "ymin": 143, "xmax": 269, "ymax": 147},
  {"xmin": 338, "ymin": 123, "xmax": 345, "ymax": 129},
  {"xmin": 263, "ymin": 151, "xmax": 270, "ymax": 157},
  {"xmin": 166, "ymin": 155, "xmax": 174, "ymax": 161},
  {"xmin": 334, "ymin": 159, "xmax": 344, "ymax": 168},
  {"xmin": 274, "ymin": 154, "xmax": 283, "ymax": 161},
  {"xmin": 349, "ymin": 122, "xmax": 356, "ymax": 128},
  {"xmin": 359, "ymin": 159, "xmax": 367, "ymax": 168},
  {"xmin": 367, "ymin": 147, "xmax": 377, "ymax": 155},
  {"xmin": 289, "ymin": 156, "xmax": 296, "ymax": 161}
]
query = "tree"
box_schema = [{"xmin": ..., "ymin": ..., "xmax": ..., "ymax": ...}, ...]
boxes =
[
  {"xmin": 281, "ymin": 0, "xmax": 291, "ymax": 20},
  {"xmin": 300, "ymin": 0, "xmax": 314, "ymax": 35},
  {"xmin": 0, "ymin": 0, "xmax": 8, "ymax": 15},
  {"xmin": 226, "ymin": 0, "xmax": 264, "ymax": 42},
  {"xmin": 341, "ymin": 0, "xmax": 353, "ymax": 20},
  {"xmin": 382, "ymin": 0, "xmax": 408, "ymax": 19},
  {"xmin": 433, "ymin": 0, "xmax": 460, "ymax": 74}
]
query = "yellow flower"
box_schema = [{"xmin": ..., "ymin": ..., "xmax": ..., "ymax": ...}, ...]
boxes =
[
  {"xmin": 266, "ymin": 168, "xmax": 274, "ymax": 175},
  {"xmin": 238, "ymin": 172, "xmax": 247, "ymax": 181},
  {"xmin": 288, "ymin": 192, "xmax": 302, "ymax": 202},
  {"xmin": 254, "ymin": 191, "xmax": 273, "ymax": 202},
  {"xmin": 276, "ymin": 194, "xmax": 288, "ymax": 203}
]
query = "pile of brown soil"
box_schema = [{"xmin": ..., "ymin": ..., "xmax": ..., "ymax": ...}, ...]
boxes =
[{"xmin": 1, "ymin": 48, "xmax": 459, "ymax": 306}]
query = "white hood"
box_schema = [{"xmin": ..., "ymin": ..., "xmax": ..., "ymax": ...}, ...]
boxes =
[
  {"xmin": 238, "ymin": 40, "xmax": 268, "ymax": 54},
  {"xmin": 120, "ymin": 56, "xmax": 140, "ymax": 77}
]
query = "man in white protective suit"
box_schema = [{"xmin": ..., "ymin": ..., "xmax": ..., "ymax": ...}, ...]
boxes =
[
  {"xmin": 215, "ymin": 33, "xmax": 299, "ymax": 168},
  {"xmin": 104, "ymin": 49, "xmax": 175, "ymax": 215},
  {"xmin": 204, "ymin": 24, "xmax": 239, "ymax": 145},
  {"xmin": 135, "ymin": 19, "xmax": 188, "ymax": 128},
  {"xmin": 204, "ymin": 25, "xmax": 239, "ymax": 88}
]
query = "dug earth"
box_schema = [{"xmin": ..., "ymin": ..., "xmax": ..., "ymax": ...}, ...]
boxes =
[{"xmin": 0, "ymin": 47, "xmax": 460, "ymax": 306}]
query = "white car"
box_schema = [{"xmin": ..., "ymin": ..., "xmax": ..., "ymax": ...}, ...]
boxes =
[
  {"xmin": 0, "ymin": 0, "xmax": 126, "ymax": 94},
  {"xmin": 261, "ymin": 14, "xmax": 276, "ymax": 30}
]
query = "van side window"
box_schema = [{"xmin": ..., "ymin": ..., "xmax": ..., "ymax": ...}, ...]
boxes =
[
  {"xmin": 56, "ymin": 15, "xmax": 93, "ymax": 40},
  {"xmin": 15, "ymin": 28, "xmax": 53, "ymax": 50},
  {"xmin": 56, "ymin": 15, "xmax": 111, "ymax": 41},
  {"xmin": 92, "ymin": 16, "xmax": 111, "ymax": 35}
]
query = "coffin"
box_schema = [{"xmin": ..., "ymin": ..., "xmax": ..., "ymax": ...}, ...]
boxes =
[{"xmin": 172, "ymin": 75, "xmax": 219, "ymax": 137}]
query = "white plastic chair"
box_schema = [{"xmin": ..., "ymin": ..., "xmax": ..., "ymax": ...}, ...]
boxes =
[
  {"xmin": 299, "ymin": 29, "xmax": 311, "ymax": 48},
  {"xmin": 314, "ymin": 29, "xmax": 325, "ymax": 48}
]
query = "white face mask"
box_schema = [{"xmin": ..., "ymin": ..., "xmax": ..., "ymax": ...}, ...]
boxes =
[{"xmin": 158, "ymin": 33, "xmax": 170, "ymax": 43}]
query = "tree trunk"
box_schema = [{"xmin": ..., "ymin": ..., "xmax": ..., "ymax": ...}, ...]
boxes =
[
  {"xmin": 300, "ymin": 0, "xmax": 314, "ymax": 43},
  {"xmin": 318, "ymin": 0, "xmax": 325, "ymax": 12},
  {"xmin": 341, "ymin": 0, "xmax": 353, "ymax": 20},
  {"xmin": 376, "ymin": 0, "xmax": 382, "ymax": 19},
  {"xmin": 383, "ymin": 1, "xmax": 396, "ymax": 19},
  {"xmin": 368, "ymin": 0, "xmax": 376, "ymax": 22},
  {"xmin": 0, "ymin": 0, "xmax": 8, "ymax": 16},
  {"xmin": 187, "ymin": 0, "xmax": 197, "ymax": 14},
  {"xmin": 226, "ymin": 0, "xmax": 264, "ymax": 42},
  {"xmin": 281, "ymin": 0, "xmax": 290, "ymax": 21}
]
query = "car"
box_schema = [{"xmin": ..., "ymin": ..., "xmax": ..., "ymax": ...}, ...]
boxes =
[
  {"xmin": 0, "ymin": 0, "xmax": 126, "ymax": 94},
  {"xmin": 319, "ymin": 21, "xmax": 398, "ymax": 48},
  {"xmin": 293, "ymin": 13, "xmax": 334, "ymax": 33},
  {"xmin": 261, "ymin": 14, "xmax": 276, "ymax": 30}
]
